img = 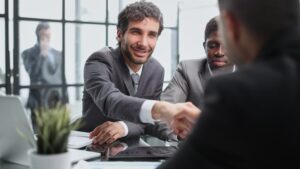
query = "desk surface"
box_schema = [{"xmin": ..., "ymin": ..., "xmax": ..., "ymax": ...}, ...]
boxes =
[{"xmin": 0, "ymin": 135, "xmax": 178, "ymax": 169}]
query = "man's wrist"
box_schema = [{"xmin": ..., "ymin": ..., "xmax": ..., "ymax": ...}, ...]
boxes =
[
  {"xmin": 151, "ymin": 101, "xmax": 162, "ymax": 120},
  {"xmin": 117, "ymin": 121, "xmax": 128, "ymax": 137}
]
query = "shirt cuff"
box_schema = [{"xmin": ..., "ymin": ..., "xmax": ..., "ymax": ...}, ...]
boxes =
[
  {"xmin": 117, "ymin": 121, "xmax": 128, "ymax": 137},
  {"xmin": 139, "ymin": 100, "xmax": 156, "ymax": 124}
]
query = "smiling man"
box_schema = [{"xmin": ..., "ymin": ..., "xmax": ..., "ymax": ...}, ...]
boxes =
[
  {"xmin": 81, "ymin": 1, "xmax": 175, "ymax": 145},
  {"xmin": 161, "ymin": 17, "xmax": 235, "ymax": 113}
]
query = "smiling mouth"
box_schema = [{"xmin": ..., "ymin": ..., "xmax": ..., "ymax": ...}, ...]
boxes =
[{"xmin": 132, "ymin": 47, "xmax": 151, "ymax": 57}]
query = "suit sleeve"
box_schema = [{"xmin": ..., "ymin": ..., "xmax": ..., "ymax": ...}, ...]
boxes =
[
  {"xmin": 161, "ymin": 62, "xmax": 188, "ymax": 103},
  {"xmin": 22, "ymin": 49, "xmax": 44, "ymax": 82},
  {"xmin": 145, "ymin": 121, "xmax": 177, "ymax": 141},
  {"xmin": 84, "ymin": 53, "xmax": 146, "ymax": 124},
  {"xmin": 157, "ymin": 78, "xmax": 245, "ymax": 169},
  {"xmin": 123, "ymin": 121, "xmax": 145, "ymax": 138}
]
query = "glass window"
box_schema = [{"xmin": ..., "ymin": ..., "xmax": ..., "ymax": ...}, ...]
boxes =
[
  {"xmin": 0, "ymin": 0, "xmax": 4, "ymax": 14},
  {"xmin": 67, "ymin": 86, "xmax": 83, "ymax": 120},
  {"xmin": 65, "ymin": 23, "xmax": 106, "ymax": 84},
  {"xmin": 150, "ymin": 0, "xmax": 178, "ymax": 27},
  {"xmin": 0, "ymin": 19, "xmax": 5, "ymax": 85},
  {"xmin": 19, "ymin": 21, "xmax": 62, "ymax": 86},
  {"xmin": 67, "ymin": 86, "xmax": 83, "ymax": 104},
  {"xmin": 19, "ymin": 88, "xmax": 31, "ymax": 109},
  {"xmin": 19, "ymin": 0, "xmax": 62, "ymax": 19},
  {"xmin": 65, "ymin": 0, "xmax": 106, "ymax": 22},
  {"xmin": 108, "ymin": 25, "xmax": 118, "ymax": 48},
  {"xmin": 108, "ymin": 0, "xmax": 120, "ymax": 23},
  {"xmin": 179, "ymin": 2, "xmax": 219, "ymax": 61},
  {"xmin": 0, "ymin": 87, "xmax": 5, "ymax": 94},
  {"xmin": 152, "ymin": 29, "xmax": 173, "ymax": 81}
]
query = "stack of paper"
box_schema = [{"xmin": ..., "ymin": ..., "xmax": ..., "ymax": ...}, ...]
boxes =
[{"xmin": 68, "ymin": 131, "xmax": 93, "ymax": 149}]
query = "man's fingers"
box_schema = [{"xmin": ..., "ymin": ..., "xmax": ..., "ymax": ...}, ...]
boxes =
[
  {"xmin": 171, "ymin": 117, "xmax": 193, "ymax": 139},
  {"xmin": 92, "ymin": 122, "xmax": 124, "ymax": 145},
  {"xmin": 178, "ymin": 130, "xmax": 188, "ymax": 139},
  {"xmin": 93, "ymin": 128, "xmax": 115, "ymax": 145},
  {"xmin": 90, "ymin": 121, "xmax": 113, "ymax": 138},
  {"xmin": 106, "ymin": 133, "xmax": 120, "ymax": 144}
]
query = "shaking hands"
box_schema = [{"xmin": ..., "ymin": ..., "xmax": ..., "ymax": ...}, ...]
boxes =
[{"xmin": 152, "ymin": 101, "xmax": 201, "ymax": 139}]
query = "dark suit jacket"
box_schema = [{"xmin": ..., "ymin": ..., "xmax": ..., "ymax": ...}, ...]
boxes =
[
  {"xmin": 82, "ymin": 47, "xmax": 174, "ymax": 139},
  {"xmin": 22, "ymin": 44, "xmax": 68, "ymax": 110},
  {"xmin": 161, "ymin": 59, "xmax": 235, "ymax": 109},
  {"xmin": 158, "ymin": 29, "xmax": 300, "ymax": 168}
]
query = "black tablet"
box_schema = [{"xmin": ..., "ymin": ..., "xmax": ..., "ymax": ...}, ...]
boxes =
[{"xmin": 108, "ymin": 146, "xmax": 178, "ymax": 161}]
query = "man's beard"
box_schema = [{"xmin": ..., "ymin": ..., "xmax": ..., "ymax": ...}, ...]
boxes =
[{"xmin": 122, "ymin": 43, "xmax": 153, "ymax": 65}]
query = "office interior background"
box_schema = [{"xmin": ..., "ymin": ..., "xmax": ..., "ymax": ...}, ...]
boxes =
[{"xmin": 0, "ymin": 0, "xmax": 218, "ymax": 114}]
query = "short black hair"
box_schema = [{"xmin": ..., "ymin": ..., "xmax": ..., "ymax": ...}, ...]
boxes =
[
  {"xmin": 204, "ymin": 17, "xmax": 218, "ymax": 42},
  {"xmin": 218, "ymin": 0, "xmax": 300, "ymax": 39},
  {"xmin": 117, "ymin": 1, "xmax": 164, "ymax": 36},
  {"xmin": 35, "ymin": 22, "xmax": 50, "ymax": 42}
]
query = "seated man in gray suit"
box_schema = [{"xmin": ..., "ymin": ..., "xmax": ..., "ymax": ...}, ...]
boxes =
[
  {"xmin": 82, "ymin": 1, "xmax": 175, "ymax": 145},
  {"xmin": 161, "ymin": 17, "xmax": 236, "ymax": 111}
]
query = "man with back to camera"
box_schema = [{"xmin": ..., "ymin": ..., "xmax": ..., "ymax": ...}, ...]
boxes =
[
  {"xmin": 82, "ymin": 1, "xmax": 176, "ymax": 145},
  {"xmin": 161, "ymin": 16, "xmax": 235, "ymax": 115},
  {"xmin": 151, "ymin": 0, "xmax": 300, "ymax": 168},
  {"xmin": 22, "ymin": 22, "xmax": 68, "ymax": 126}
]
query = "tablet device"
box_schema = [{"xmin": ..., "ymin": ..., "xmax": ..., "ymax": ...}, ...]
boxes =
[
  {"xmin": 87, "ymin": 142, "xmax": 177, "ymax": 161},
  {"xmin": 109, "ymin": 146, "xmax": 177, "ymax": 161}
]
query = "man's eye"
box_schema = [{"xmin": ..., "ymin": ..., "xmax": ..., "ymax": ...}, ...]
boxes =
[
  {"xmin": 131, "ymin": 31, "xmax": 139, "ymax": 34},
  {"xmin": 208, "ymin": 43, "xmax": 219, "ymax": 49},
  {"xmin": 149, "ymin": 33, "xmax": 158, "ymax": 38}
]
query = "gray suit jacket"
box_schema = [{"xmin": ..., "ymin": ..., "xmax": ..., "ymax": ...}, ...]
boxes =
[
  {"xmin": 82, "ymin": 47, "xmax": 175, "ymax": 140},
  {"xmin": 161, "ymin": 59, "xmax": 235, "ymax": 109}
]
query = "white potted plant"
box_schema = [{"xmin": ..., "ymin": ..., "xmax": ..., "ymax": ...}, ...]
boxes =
[{"xmin": 28, "ymin": 105, "xmax": 80, "ymax": 169}]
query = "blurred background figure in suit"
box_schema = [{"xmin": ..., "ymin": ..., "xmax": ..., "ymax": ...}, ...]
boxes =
[{"xmin": 22, "ymin": 22, "xmax": 68, "ymax": 126}]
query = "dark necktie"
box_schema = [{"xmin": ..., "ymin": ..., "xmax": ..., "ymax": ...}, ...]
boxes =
[{"xmin": 131, "ymin": 73, "xmax": 140, "ymax": 95}]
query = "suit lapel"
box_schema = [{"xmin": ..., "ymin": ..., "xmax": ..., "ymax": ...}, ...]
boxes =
[
  {"xmin": 136, "ymin": 62, "xmax": 148, "ymax": 95},
  {"xmin": 112, "ymin": 48, "xmax": 135, "ymax": 96},
  {"xmin": 198, "ymin": 59, "xmax": 210, "ymax": 90}
]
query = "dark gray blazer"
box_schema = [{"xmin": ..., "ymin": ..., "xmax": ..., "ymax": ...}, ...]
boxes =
[
  {"xmin": 82, "ymin": 47, "xmax": 174, "ymax": 140},
  {"xmin": 157, "ymin": 29, "xmax": 300, "ymax": 169},
  {"xmin": 161, "ymin": 59, "xmax": 235, "ymax": 109}
]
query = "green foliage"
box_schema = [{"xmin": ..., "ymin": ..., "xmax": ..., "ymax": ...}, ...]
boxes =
[{"xmin": 35, "ymin": 105, "xmax": 81, "ymax": 154}]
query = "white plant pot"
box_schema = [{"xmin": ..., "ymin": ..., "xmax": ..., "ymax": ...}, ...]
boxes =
[{"xmin": 28, "ymin": 149, "xmax": 71, "ymax": 169}]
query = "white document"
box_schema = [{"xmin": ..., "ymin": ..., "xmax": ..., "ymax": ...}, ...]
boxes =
[
  {"xmin": 69, "ymin": 149, "xmax": 100, "ymax": 164},
  {"xmin": 73, "ymin": 161, "xmax": 161, "ymax": 169},
  {"xmin": 68, "ymin": 131, "xmax": 93, "ymax": 149}
]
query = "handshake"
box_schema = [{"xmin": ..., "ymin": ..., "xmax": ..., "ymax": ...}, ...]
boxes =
[{"xmin": 152, "ymin": 101, "xmax": 201, "ymax": 139}]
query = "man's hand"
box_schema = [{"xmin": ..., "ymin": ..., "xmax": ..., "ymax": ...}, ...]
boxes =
[
  {"xmin": 39, "ymin": 39, "xmax": 49, "ymax": 57},
  {"xmin": 151, "ymin": 101, "xmax": 181, "ymax": 124},
  {"xmin": 152, "ymin": 101, "xmax": 201, "ymax": 139},
  {"xmin": 171, "ymin": 102, "xmax": 201, "ymax": 139},
  {"xmin": 89, "ymin": 121, "xmax": 125, "ymax": 145}
]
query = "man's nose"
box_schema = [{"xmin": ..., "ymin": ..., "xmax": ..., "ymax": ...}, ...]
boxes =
[
  {"xmin": 215, "ymin": 45, "xmax": 225, "ymax": 56},
  {"xmin": 137, "ymin": 35, "xmax": 148, "ymax": 47}
]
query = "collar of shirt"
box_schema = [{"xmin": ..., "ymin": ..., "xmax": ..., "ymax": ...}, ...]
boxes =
[{"xmin": 126, "ymin": 64, "xmax": 143, "ymax": 76}]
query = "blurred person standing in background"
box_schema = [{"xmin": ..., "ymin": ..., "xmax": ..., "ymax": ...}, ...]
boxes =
[{"xmin": 22, "ymin": 22, "xmax": 68, "ymax": 126}]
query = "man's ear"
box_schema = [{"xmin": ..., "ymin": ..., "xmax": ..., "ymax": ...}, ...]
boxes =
[
  {"xmin": 116, "ymin": 29, "xmax": 121, "ymax": 41},
  {"xmin": 220, "ymin": 10, "xmax": 240, "ymax": 44},
  {"xmin": 203, "ymin": 42, "xmax": 206, "ymax": 51}
]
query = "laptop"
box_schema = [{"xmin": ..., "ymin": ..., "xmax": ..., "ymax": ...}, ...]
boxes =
[{"xmin": 0, "ymin": 95, "xmax": 100, "ymax": 166}]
